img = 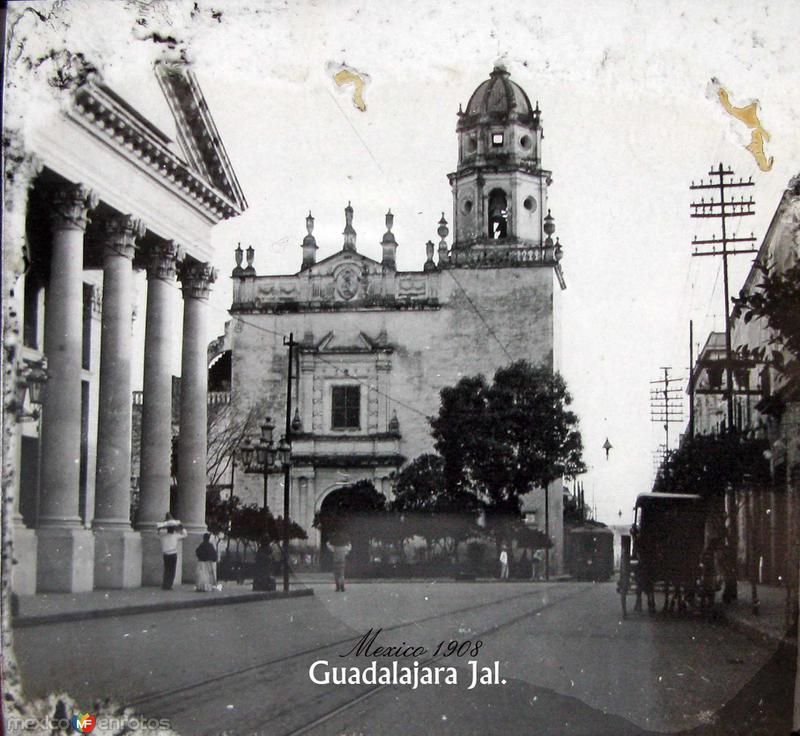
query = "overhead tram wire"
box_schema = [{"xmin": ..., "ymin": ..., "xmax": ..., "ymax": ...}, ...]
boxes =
[
  {"xmin": 324, "ymin": 76, "xmax": 517, "ymax": 366},
  {"xmin": 441, "ymin": 267, "xmax": 515, "ymax": 363}
]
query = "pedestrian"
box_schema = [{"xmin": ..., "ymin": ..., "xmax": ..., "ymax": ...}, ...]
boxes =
[
  {"xmin": 532, "ymin": 548, "xmax": 543, "ymax": 581},
  {"xmin": 253, "ymin": 542, "xmax": 276, "ymax": 591},
  {"xmin": 499, "ymin": 545, "xmax": 509, "ymax": 580},
  {"xmin": 157, "ymin": 513, "xmax": 187, "ymax": 590},
  {"xmin": 327, "ymin": 533, "xmax": 352, "ymax": 592},
  {"xmin": 195, "ymin": 532, "xmax": 218, "ymax": 592}
]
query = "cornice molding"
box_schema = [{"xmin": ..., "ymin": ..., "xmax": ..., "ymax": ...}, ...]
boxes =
[{"xmin": 71, "ymin": 83, "xmax": 241, "ymax": 222}]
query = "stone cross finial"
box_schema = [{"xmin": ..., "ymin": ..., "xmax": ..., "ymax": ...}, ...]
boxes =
[
  {"xmin": 302, "ymin": 212, "xmax": 318, "ymax": 269},
  {"xmin": 343, "ymin": 202, "xmax": 357, "ymax": 252},
  {"xmin": 245, "ymin": 245, "xmax": 256, "ymax": 274},
  {"xmin": 437, "ymin": 213, "xmax": 450, "ymax": 266},
  {"xmin": 424, "ymin": 240, "xmax": 436, "ymax": 272}
]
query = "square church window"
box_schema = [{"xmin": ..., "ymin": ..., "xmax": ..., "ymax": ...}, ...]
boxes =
[{"xmin": 331, "ymin": 385, "xmax": 360, "ymax": 430}]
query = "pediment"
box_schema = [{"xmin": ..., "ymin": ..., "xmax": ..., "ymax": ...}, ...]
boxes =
[
  {"xmin": 314, "ymin": 330, "xmax": 391, "ymax": 353},
  {"xmin": 155, "ymin": 63, "xmax": 247, "ymax": 212},
  {"xmin": 71, "ymin": 61, "xmax": 246, "ymax": 220},
  {"xmin": 303, "ymin": 249, "xmax": 383, "ymax": 275}
]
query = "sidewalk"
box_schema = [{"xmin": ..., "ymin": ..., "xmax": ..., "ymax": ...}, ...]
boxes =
[
  {"xmin": 11, "ymin": 582, "xmax": 314, "ymax": 628},
  {"xmin": 291, "ymin": 572, "xmax": 574, "ymax": 585},
  {"xmin": 720, "ymin": 584, "xmax": 797, "ymax": 648}
]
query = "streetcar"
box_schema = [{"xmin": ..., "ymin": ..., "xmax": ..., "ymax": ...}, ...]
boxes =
[
  {"xmin": 618, "ymin": 492, "xmax": 707, "ymax": 618},
  {"xmin": 564, "ymin": 524, "xmax": 614, "ymax": 581}
]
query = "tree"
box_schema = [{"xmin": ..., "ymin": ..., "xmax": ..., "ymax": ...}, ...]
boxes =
[
  {"xmin": 732, "ymin": 260, "xmax": 800, "ymax": 374},
  {"xmin": 229, "ymin": 502, "xmax": 307, "ymax": 559},
  {"xmin": 431, "ymin": 361, "xmax": 586, "ymax": 514},
  {"xmin": 654, "ymin": 432, "xmax": 769, "ymax": 603},
  {"xmin": 207, "ymin": 401, "xmax": 259, "ymax": 490},
  {"xmin": 313, "ymin": 480, "xmax": 388, "ymax": 547},
  {"xmin": 205, "ymin": 488, "xmax": 241, "ymax": 541},
  {"xmin": 653, "ymin": 433, "xmax": 769, "ymax": 499}
]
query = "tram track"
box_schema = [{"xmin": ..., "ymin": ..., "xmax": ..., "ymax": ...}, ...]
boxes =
[
  {"xmin": 281, "ymin": 584, "xmax": 594, "ymax": 736},
  {"xmin": 126, "ymin": 584, "xmax": 588, "ymax": 712}
]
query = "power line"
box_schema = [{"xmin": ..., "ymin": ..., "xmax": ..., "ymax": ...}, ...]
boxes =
[
  {"xmin": 92, "ymin": 236, "xmax": 437, "ymax": 423},
  {"xmin": 690, "ymin": 163, "xmax": 758, "ymax": 432},
  {"xmin": 442, "ymin": 267, "xmax": 514, "ymax": 362}
]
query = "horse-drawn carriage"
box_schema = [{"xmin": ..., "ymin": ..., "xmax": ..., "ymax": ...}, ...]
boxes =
[{"xmin": 618, "ymin": 492, "xmax": 710, "ymax": 618}]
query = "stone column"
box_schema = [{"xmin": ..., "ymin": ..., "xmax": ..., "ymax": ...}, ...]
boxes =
[
  {"xmin": 137, "ymin": 241, "xmax": 182, "ymax": 585},
  {"xmin": 36, "ymin": 182, "xmax": 97, "ymax": 593},
  {"xmin": 5, "ymin": 146, "xmax": 42, "ymax": 595},
  {"xmin": 93, "ymin": 214, "xmax": 145, "ymax": 588},
  {"xmin": 176, "ymin": 262, "xmax": 217, "ymax": 582}
]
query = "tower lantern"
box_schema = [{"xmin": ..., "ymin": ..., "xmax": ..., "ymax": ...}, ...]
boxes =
[{"xmin": 448, "ymin": 64, "xmax": 555, "ymax": 266}]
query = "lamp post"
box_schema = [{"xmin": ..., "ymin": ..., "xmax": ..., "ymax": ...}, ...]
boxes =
[
  {"xmin": 240, "ymin": 417, "xmax": 277, "ymax": 579},
  {"xmin": 240, "ymin": 332, "xmax": 298, "ymax": 594},
  {"xmin": 240, "ymin": 417, "xmax": 293, "ymax": 592},
  {"xmin": 277, "ymin": 435, "xmax": 292, "ymax": 593}
]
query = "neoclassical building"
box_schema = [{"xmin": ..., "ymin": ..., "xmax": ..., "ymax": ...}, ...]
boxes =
[
  {"xmin": 230, "ymin": 66, "xmax": 567, "ymax": 571},
  {"xmin": 3, "ymin": 58, "xmax": 245, "ymax": 593}
]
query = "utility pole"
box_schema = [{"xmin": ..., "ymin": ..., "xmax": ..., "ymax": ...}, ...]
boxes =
[
  {"xmin": 690, "ymin": 164, "xmax": 757, "ymax": 433},
  {"xmin": 688, "ymin": 320, "xmax": 695, "ymax": 438},
  {"xmin": 281, "ymin": 332, "xmax": 299, "ymax": 593},
  {"xmin": 650, "ymin": 367, "xmax": 684, "ymax": 454}
]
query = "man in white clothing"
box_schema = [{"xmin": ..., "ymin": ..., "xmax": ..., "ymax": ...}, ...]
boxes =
[
  {"xmin": 500, "ymin": 546, "xmax": 509, "ymax": 580},
  {"xmin": 157, "ymin": 513, "xmax": 187, "ymax": 590}
]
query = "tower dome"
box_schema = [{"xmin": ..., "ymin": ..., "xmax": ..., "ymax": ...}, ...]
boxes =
[
  {"xmin": 463, "ymin": 64, "xmax": 536, "ymax": 123},
  {"xmin": 448, "ymin": 65, "xmax": 556, "ymax": 266}
]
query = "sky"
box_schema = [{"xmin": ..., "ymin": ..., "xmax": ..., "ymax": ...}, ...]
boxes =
[{"xmin": 8, "ymin": 0, "xmax": 800, "ymax": 524}]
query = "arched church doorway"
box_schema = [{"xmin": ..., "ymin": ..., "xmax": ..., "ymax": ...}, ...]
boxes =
[{"xmin": 316, "ymin": 480, "xmax": 386, "ymax": 572}]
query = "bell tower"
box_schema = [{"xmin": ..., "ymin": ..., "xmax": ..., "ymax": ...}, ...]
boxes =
[{"xmin": 448, "ymin": 65, "xmax": 559, "ymax": 268}]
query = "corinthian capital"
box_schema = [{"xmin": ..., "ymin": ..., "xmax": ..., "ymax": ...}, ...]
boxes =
[
  {"xmin": 146, "ymin": 240, "xmax": 184, "ymax": 281},
  {"xmin": 101, "ymin": 214, "xmax": 146, "ymax": 260},
  {"xmin": 50, "ymin": 182, "xmax": 98, "ymax": 231},
  {"xmin": 181, "ymin": 261, "xmax": 218, "ymax": 300}
]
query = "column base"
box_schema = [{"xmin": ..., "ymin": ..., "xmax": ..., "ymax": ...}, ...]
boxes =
[
  {"xmin": 11, "ymin": 522, "xmax": 38, "ymax": 595},
  {"xmin": 93, "ymin": 528, "xmax": 142, "ymax": 589},
  {"xmin": 180, "ymin": 530, "xmax": 207, "ymax": 584},
  {"xmin": 36, "ymin": 527, "xmax": 95, "ymax": 593},
  {"xmin": 140, "ymin": 530, "xmax": 183, "ymax": 587}
]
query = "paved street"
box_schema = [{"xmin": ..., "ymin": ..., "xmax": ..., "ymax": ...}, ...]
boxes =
[{"xmin": 12, "ymin": 581, "xmax": 794, "ymax": 735}]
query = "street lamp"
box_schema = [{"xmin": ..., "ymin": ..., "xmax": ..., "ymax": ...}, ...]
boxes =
[
  {"xmin": 240, "ymin": 416, "xmax": 276, "ymax": 535},
  {"xmin": 240, "ymin": 417, "xmax": 295, "ymax": 593},
  {"xmin": 12, "ymin": 356, "xmax": 48, "ymax": 421}
]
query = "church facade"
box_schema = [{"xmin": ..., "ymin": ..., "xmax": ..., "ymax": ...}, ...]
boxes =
[{"xmin": 230, "ymin": 66, "xmax": 567, "ymax": 571}]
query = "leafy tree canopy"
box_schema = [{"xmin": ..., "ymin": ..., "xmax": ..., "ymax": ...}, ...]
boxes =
[
  {"xmin": 430, "ymin": 361, "xmax": 585, "ymax": 513},
  {"xmin": 733, "ymin": 260, "xmax": 800, "ymax": 374},
  {"xmin": 393, "ymin": 453, "xmax": 480, "ymax": 517},
  {"xmin": 653, "ymin": 432, "xmax": 770, "ymax": 498}
]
